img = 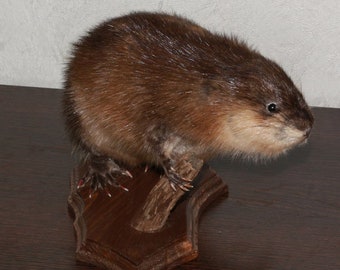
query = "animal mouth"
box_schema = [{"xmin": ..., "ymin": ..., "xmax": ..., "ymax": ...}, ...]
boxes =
[
  {"xmin": 297, "ymin": 126, "xmax": 312, "ymax": 145},
  {"xmin": 296, "ymin": 136, "xmax": 309, "ymax": 146},
  {"xmin": 283, "ymin": 123, "xmax": 312, "ymax": 143},
  {"xmin": 303, "ymin": 127, "xmax": 312, "ymax": 139}
]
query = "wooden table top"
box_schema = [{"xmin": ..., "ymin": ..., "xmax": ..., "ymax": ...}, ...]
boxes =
[{"xmin": 1, "ymin": 84, "xmax": 339, "ymax": 270}]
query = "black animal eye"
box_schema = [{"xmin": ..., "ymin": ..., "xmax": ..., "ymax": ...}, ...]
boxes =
[{"xmin": 267, "ymin": 103, "xmax": 277, "ymax": 113}]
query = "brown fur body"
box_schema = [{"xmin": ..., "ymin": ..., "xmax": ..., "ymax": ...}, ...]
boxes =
[{"xmin": 63, "ymin": 12, "xmax": 313, "ymax": 190}]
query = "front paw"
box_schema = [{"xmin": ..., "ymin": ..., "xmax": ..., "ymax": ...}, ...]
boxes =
[{"xmin": 78, "ymin": 157, "xmax": 132, "ymax": 197}]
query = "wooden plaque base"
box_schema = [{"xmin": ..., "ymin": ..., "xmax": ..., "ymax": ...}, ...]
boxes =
[{"xmin": 68, "ymin": 164, "xmax": 228, "ymax": 270}]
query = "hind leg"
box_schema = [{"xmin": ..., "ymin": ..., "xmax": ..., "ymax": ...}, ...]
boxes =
[{"xmin": 78, "ymin": 154, "xmax": 132, "ymax": 197}]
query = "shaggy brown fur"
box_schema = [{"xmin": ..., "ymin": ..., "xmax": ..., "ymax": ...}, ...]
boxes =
[{"xmin": 63, "ymin": 12, "xmax": 313, "ymax": 191}]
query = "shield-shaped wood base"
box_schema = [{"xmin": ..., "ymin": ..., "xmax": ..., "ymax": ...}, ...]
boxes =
[{"xmin": 68, "ymin": 164, "xmax": 228, "ymax": 270}]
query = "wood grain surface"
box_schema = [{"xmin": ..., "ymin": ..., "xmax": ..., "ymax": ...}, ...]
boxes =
[
  {"xmin": 68, "ymin": 164, "xmax": 227, "ymax": 270},
  {"xmin": 1, "ymin": 85, "xmax": 339, "ymax": 270}
]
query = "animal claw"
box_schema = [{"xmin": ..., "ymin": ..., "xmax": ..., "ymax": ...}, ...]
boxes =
[
  {"xmin": 122, "ymin": 170, "xmax": 133, "ymax": 178},
  {"xmin": 89, "ymin": 189, "xmax": 94, "ymax": 198},
  {"xmin": 77, "ymin": 178, "xmax": 85, "ymax": 189},
  {"xmin": 119, "ymin": 184, "xmax": 129, "ymax": 192},
  {"xmin": 104, "ymin": 187, "xmax": 112, "ymax": 197},
  {"xmin": 179, "ymin": 185, "xmax": 190, "ymax": 192},
  {"xmin": 170, "ymin": 182, "xmax": 177, "ymax": 191}
]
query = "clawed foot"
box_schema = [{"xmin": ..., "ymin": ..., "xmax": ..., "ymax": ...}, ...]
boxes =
[
  {"xmin": 162, "ymin": 157, "xmax": 195, "ymax": 192},
  {"xmin": 77, "ymin": 156, "xmax": 132, "ymax": 198}
]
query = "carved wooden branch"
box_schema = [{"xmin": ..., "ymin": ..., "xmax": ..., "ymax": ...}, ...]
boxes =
[{"xmin": 131, "ymin": 156, "xmax": 204, "ymax": 232}]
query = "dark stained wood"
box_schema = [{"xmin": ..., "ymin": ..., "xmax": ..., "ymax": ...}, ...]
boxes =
[
  {"xmin": 68, "ymin": 164, "xmax": 227, "ymax": 270},
  {"xmin": 1, "ymin": 84, "xmax": 340, "ymax": 270},
  {"xmin": 131, "ymin": 155, "xmax": 204, "ymax": 232}
]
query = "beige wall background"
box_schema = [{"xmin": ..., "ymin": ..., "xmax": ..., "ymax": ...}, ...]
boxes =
[{"xmin": 0, "ymin": 0, "xmax": 339, "ymax": 108}]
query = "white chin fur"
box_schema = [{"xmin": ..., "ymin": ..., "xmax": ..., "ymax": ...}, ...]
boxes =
[
  {"xmin": 226, "ymin": 127, "xmax": 306, "ymax": 162},
  {"xmin": 217, "ymin": 110, "xmax": 308, "ymax": 162}
]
